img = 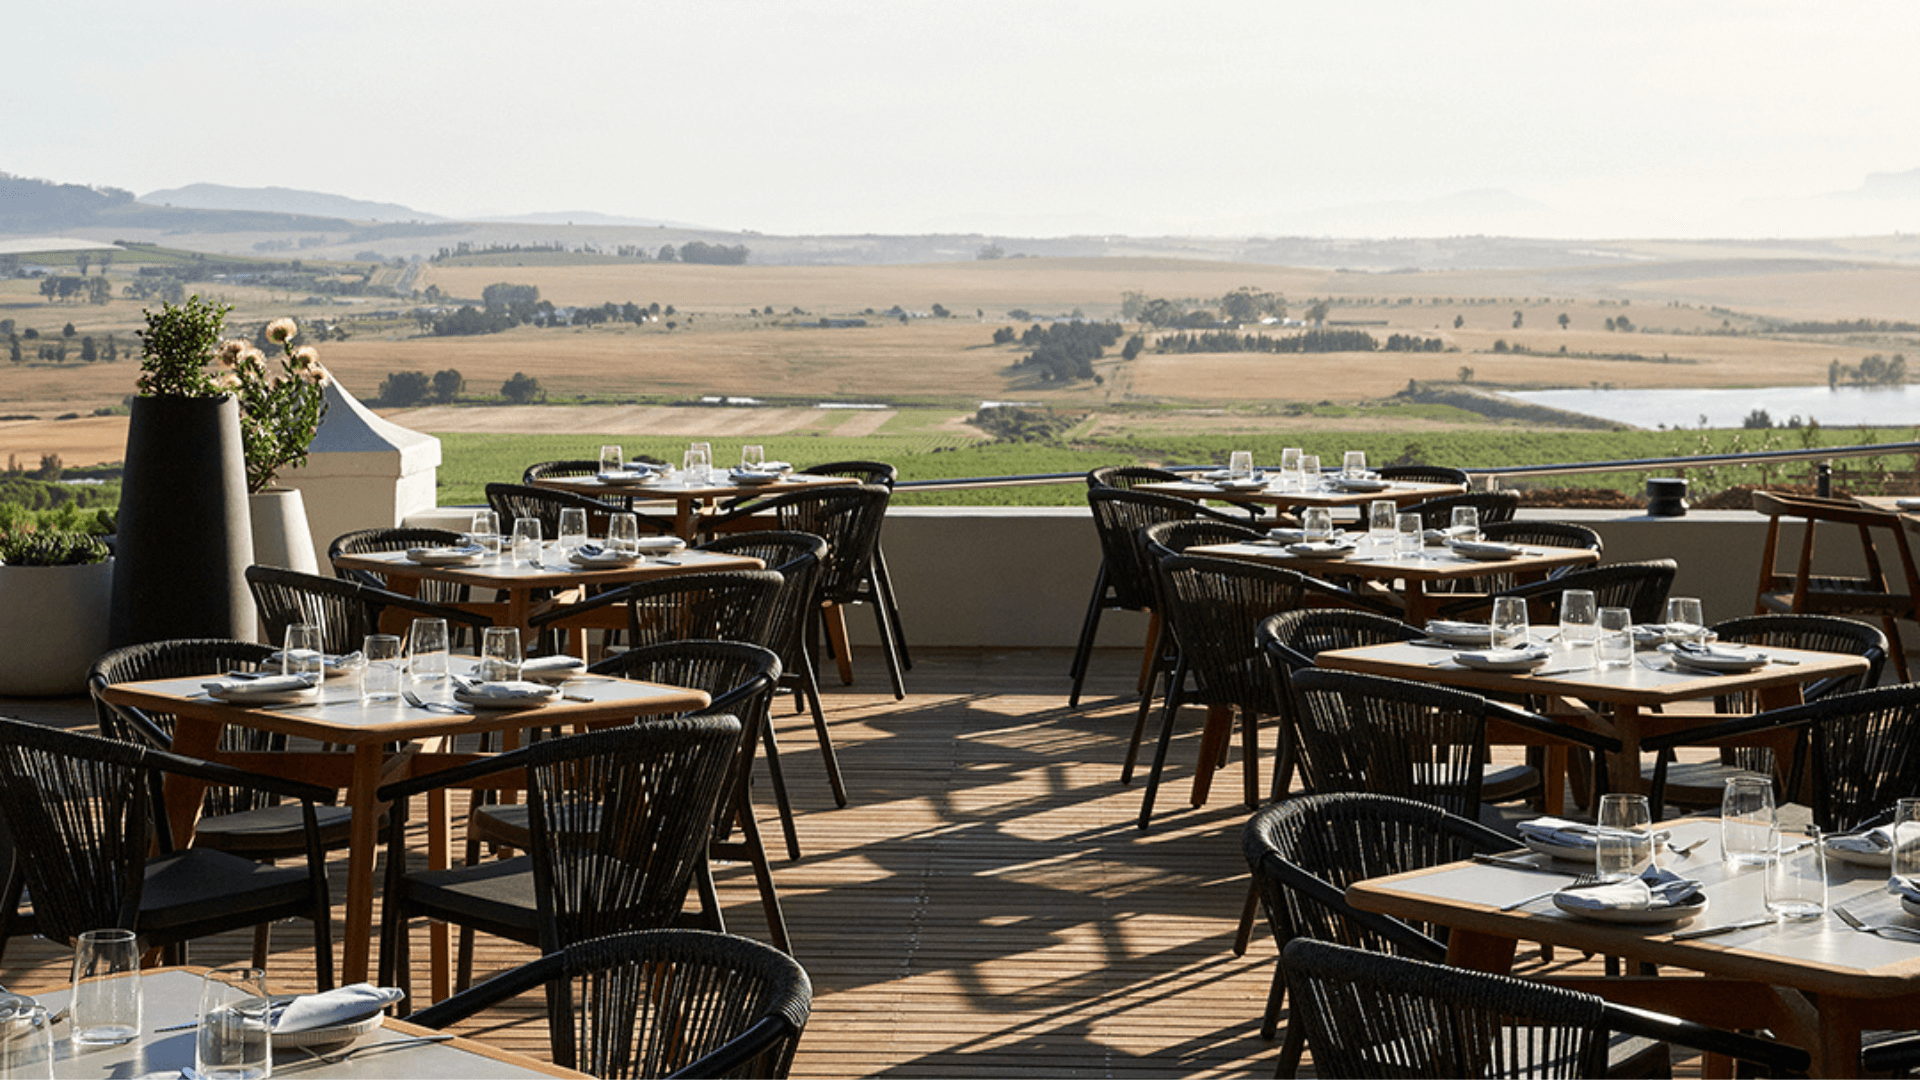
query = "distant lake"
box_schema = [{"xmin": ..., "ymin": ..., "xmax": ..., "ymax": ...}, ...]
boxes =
[{"xmin": 1503, "ymin": 385, "xmax": 1920, "ymax": 431}]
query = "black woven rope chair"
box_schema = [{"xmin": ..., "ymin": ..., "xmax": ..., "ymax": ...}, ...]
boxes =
[
  {"xmin": 1087, "ymin": 464, "xmax": 1182, "ymax": 490},
  {"xmin": 797, "ymin": 461, "xmax": 911, "ymax": 673},
  {"xmin": 1402, "ymin": 489, "xmax": 1520, "ymax": 531},
  {"xmin": 699, "ymin": 484, "xmax": 906, "ymax": 699},
  {"xmin": 1646, "ymin": 682, "xmax": 1920, "ymax": 831},
  {"xmin": 1134, "ymin": 555, "xmax": 1400, "ymax": 830},
  {"xmin": 327, "ymin": 527, "xmax": 472, "ymax": 601},
  {"xmin": 1244, "ymin": 793, "xmax": 1511, "ymax": 1075},
  {"xmin": 1645, "ymin": 613, "xmax": 1887, "ymax": 806},
  {"xmin": 245, "ymin": 564, "xmax": 493, "ymax": 656},
  {"xmin": 1287, "ymin": 669, "xmax": 1618, "ymax": 822},
  {"xmin": 1434, "ymin": 558, "xmax": 1679, "ymax": 625},
  {"xmin": 1458, "ymin": 520, "xmax": 1607, "ymax": 595},
  {"xmin": 487, "ymin": 481, "xmax": 669, "ymax": 540},
  {"xmin": 1283, "ymin": 939, "xmax": 1808, "ymax": 1079},
  {"xmin": 377, "ymin": 716, "xmax": 741, "ymax": 1002},
  {"xmin": 0, "ymin": 717, "xmax": 335, "ymax": 985},
  {"xmin": 697, "ymin": 531, "xmax": 845, "ymax": 823},
  {"xmin": 527, "ymin": 570, "xmax": 786, "ymax": 673},
  {"xmin": 1070, "ymin": 487, "xmax": 1248, "ymax": 710},
  {"xmin": 468, "ymin": 641, "xmax": 792, "ymax": 953},
  {"xmin": 409, "ymin": 929, "xmax": 811, "ymax": 1078},
  {"xmin": 1375, "ymin": 463, "xmax": 1471, "ymax": 487}
]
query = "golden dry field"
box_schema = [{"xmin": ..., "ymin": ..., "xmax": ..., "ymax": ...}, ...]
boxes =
[{"xmin": 3, "ymin": 252, "xmax": 1917, "ymax": 466}]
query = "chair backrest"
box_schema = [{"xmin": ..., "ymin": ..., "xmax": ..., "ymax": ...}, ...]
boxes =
[
  {"xmin": 487, "ymin": 482, "xmax": 626, "ymax": 537},
  {"xmin": 1282, "ymin": 938, "xmax": 1611, "ymax": 1078},
  {"xmin": 1404, "ymin": 490, "xmax": 1520, "ymax": 530},
  {"xmin": 1087, "ymin": 465, "xmax": 1182, "ymax": 490},
  {"xmin": 246, "ymin": 564, "xmax": 379, "ymax": 655},
  {"xmin": 1139, "ymin": 517, "xmax": 1265, "ymax": 561},
  {"xmin": 1480, "ymin": 520, "xmax": 1604, "ymax": 555},
  {"xmin": 1286, "ymin": 668, "xmax": 1494, "ymax": 819},
  {"xmin": 800, "ymin": 460, "xmax": 897, "ymax": 488},
  {"xmin": 0, "ymin": 717, "xmax": 158, "ymax": 945},
  {"xmin": 1244, "ymin": 792, "xmax": 1508, "ymax": 959},
  {"xmin": 519, "ymin": 717, "xmax": 743, "ymax": 954},
  {"xmin": 1086, "ymin": 487, "xmax": 1231, "ymax": 612},
  {"xmin": 1788, "ymin": 683, "xmax": 1920, "ymax": 832},
  {"xmin": 755, "ymin": 485, "xmax": 890, "ymax": 605},
  {"xmin": 411, "ymin": 928, "xmax": 812, "ymax": 1078},
  {"xmin": 1375, "ymin": 464, "xmax": 1470, "ymax": 488},
  {"xmin": 327, "ymin": 527, "xmax": 470, "ymax": 602},
  {"xmin": 616, "ymin": 570, "xmax": 788, "ymax": 650},
  {"xmin": 694, "ymin": 532, "xmax": 827, "ymax": 667},
  {"xmin": 1153, "ymin": 554, "xmax": 1320, "ymax": 713},
  {"xmin": 1438, "ymin": 559, "xmax": 1678, "ymax": 625},
  {"xmin": 523, "ymin": 459, "xmax": 605, "ymax": 484},
  {"xmin": 88, "ymin": 639, "xmax": 285, "ymax": 818},
  {"xmin": 1711, "ymin": 613, "xmax": 1887, "ymax": 707}
]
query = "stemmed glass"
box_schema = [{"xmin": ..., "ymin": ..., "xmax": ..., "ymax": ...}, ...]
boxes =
[
  {"xmin": 599, "ymin": 444, "xmax": 623, "ymax": 472},
  {"xmin": 741, "ymin": 445, "xmax": 765, "ymax": 469}
]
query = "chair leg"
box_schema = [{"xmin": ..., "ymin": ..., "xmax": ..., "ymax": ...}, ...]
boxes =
[
  {"xmin": 1137, "ymin": 611, "xmax": 1163, "ymax": 698},
  {"xmin": 866, "ymin": 581, "xmax": 908, "ymax": 700},
  {"xmin": 252, "ymin": 922, "xmax": 271, "ymax": 971},
  {"xmin": 1885, "ymin": 615, "xmax": 1911, "ymax": 682},
  {"xmin": 1122, "ymin": 638, "xmax": 1175, "ymax": 785},
  {"xmin": 759, "ymin": 713, "xmax": 802, "ymax": 859},
  {"xmin": 1261, "ymin": 957, "xmax": 1287, "ymax": 1040},
  {"xmin": 871, "ymin": 544, "xmax": 911, "ymax": 671},
  {"xmin": 718, "ymin": 807, "xmax": 792, "ymax": 953},
  {"xmin": 1239, "ymin": 707, "xmax": 1261, "ymax": 808},
  {"xmin": 1234, "ymin": 879, "xmax": 1262, "ymax": 956},
  {"xmin": 823, "ymin": 603, "xmax": 856, "ymax": 686},
  {"xmin": 1138, "ymin": 659, "xmax": 1189, "ymax": 830},
  {"xmin": 798, "ymin": 649, "xmax": 849, "ymax": 807},
  {"xmin": 692, "ymin": 861, "xmax": 727, "ymax": 933},
  {"xmin": 1068, "ymin": 565, "xmax": 1110, "ymax": 709}
]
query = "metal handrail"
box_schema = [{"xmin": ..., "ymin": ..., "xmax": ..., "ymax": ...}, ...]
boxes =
[{"xmin": 892, "ymin": 441, "xmax": 1920, "ymax": 494}]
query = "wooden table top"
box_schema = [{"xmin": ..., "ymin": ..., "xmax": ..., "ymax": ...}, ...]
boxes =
[
  {"xmin": 1136, "ymin": 476, "xmax": 1462, "ymax": 509},
  {"xmin": 1316, "ymin": 637, "xmax": 1868, "ymax": 710},
  {"xmin": 532, "ymin": 469, "xmax": 858, "ymax": 503},
  {"xmin": 332, "ymin": 546, "xmax": 762, "ymax": 591},
  {"xmin": 1190, "ymin": 538, "xmax": 1598, "ymax": 583},
  {"xmin": 1350, "ymin": 816, "xmax": 1920, "ymax": 999}
]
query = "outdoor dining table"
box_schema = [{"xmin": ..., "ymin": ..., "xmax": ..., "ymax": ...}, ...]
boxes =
[
  {"xmin": 1348, "ymin": 815, "xmax": 1920, "ymax": 1077},
  {"xmin": 1314, "ymin": 638, "xmax": 1869, "ymax": 801},
  {"xmin": 1134, "ymin": 474, "xmax": 1463, "ymax": 515},
  {"xmin": 1186, "ymin": 538, "xmax": 1598, "ymax": 624},
  {"xmin": 332, "ymin": 546, "xmax": 763, "ymax": 653},
  {"xmin": 530, "ymin": 469, "xmax": 859, "ymax": 539},
  {"xmin": 33, "ymin": 966, "xmax": 586, "ymax": 1077},
  {"xmin": 93, "ymin": 659, "xmax": 710, "ymax": 992}
]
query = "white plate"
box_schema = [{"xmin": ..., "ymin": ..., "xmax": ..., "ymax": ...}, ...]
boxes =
[
  {"xmin": 208, "ymin": 683, "xmax": 321, "ymax": 706},
  {"xmin": 263, "ymin": 652, "xmax": 360, "ymax": 680},
  {"xmin": 1212, "ymin": 478, "xmax": 1270, "ymax": 491},
  {"xmin": 273, "ymin": 1010, "xmax": 384, "ymax": 1048},
  {"xmin": 1553, "ymin": 892, "xmax": 1707, "ymax": 924},
  {"xmin": 452, "ymin": 683, "xmax": 562, "ymax": 710},
  {"xmin": 1286, "ymin": 540, "xmax": 1357, "ymax": 558},
  {"xmin": 1825, "ymin": 838, "xmax": 1894, "ymax": 868},
  {"xmin": 406, "ymin": 546, "xmax": 485, "ymax": 566},
  {"xmin": 519, "ymin": 657, "xmax": 587, "ymax": 684},
  {"xmin": 1520, "ymin": 835, "xmax": 1595, "ymax": 863},
  {"xmin": 1328, "ymin": 477, "xmax": 1391, "ymax": 492},
  {"xmin": 1901, "ymin": 895, "xmax": 1920, "ymax": 918},
  {"xmin": 1446, "ymin": 540, "xmax": 1524, "ymax": 561},
  {"xmin": 1453, "ymin": 648, "xmax": 1552, "ymax": 672},
  {"xmin": 730, "ymin": 470, "xmax": 784, "ymax": 485},
  {"xmin": 568, "ymin": 549, "xmax": 642, "ymax": 568}
]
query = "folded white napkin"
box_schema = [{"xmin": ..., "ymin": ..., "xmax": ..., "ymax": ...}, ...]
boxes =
[
  {"xmin": 1895, "ymin": 497, "xmax": 1920, "ymax": 511},
  {"xmin": 1830, "ymin": 826, "xmax": 1895, "ymax": 856},
  {"xmin": 459, "ymin": 680, "xmax": 556, "ymax": 701},
  {"xmin": 264, "ymin": 650, "xmax": 361, "ymax": 672},
  {"xmin": 635, "ymin": 536, "xmax": 687, "ymax": 552},
  {"xmin": 1287, "ymin": 538, "xmax": 1355, "ymax": 556},
  {"xmin": 758, "ymin": 461, "xmax": 793, "ymax": 473},
  {"xmin": 1891, "ymin": 875, "xmax": 1920, "ymax": 903},
  {"xmin": 203, "ymin": 674, "xmax": 318, "ymax": 695},
  {"xmin": 1446, "ymin": 539, "xmax": 1522, "ymax": 559},
  {"xmin": 520, "ymin": 655, "xmax": 586, "ymax": 677},
  {"xmin": 1266, "ymin": 528, "xmax": 1307, "ymax": 543},
  {"xmin": 1556, "ymin": 867, "xmax": 1702, "ymax": 913},
  {"xmin": 569, "ymin": 543, "xmax": 641, "ymax": 566},
  {"xmin": 406, "ymin": 544, "xmax": 485, "ymax": 562},
  {"xmin": 273, "ymin": 984, "xmax": 405, "ymax": 1033},
  {"xmin": 1664, "ymin": 642, "xmax": 1765, "ymax": 670},
  {"xmin": 1453, "ymin": 644, "xmax": 1553, "ymax": 669},
  {"xmin": 1518, "ymin": 816, "xmax": 1606, "ymax": 850},
  {"xmin": 1426, "ymin": 619, "xmax": 1493, "ymax": 642},
  {"xmin": 730, "ymin": 467, "xmax": 783, "ymax": 482}
]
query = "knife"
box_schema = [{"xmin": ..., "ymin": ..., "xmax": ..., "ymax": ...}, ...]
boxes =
[
  {"xmin": 1471, "ymin": 854, "xmax": 1569, "ymax": 875},
  {"xmin": 1671, "ymin": 916, "xmax": 1774, "ymax": 941}
]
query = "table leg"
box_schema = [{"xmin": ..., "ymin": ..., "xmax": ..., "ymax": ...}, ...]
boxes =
[
  {"xmin": 342, "ymin": 742, "xmax": 387, "ymax": 985},
  {"xmin": 428, "ymin": 783, "xmax": 451, "ymax": 1002},
  {"xmin": 160, "ymin": 717, "xmax": 222, "ymax": 850},
  {"xmin": 1609, "ymin": 703, "xmax": 1646, "ymax": 794}
]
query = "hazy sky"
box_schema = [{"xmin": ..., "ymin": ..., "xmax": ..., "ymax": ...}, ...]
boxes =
[{"xmin": 9, "ymin": 1, "xmax": 1919, "ymax": 238}]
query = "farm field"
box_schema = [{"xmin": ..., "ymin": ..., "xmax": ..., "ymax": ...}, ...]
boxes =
[{"xmin": 4, "ymin": 252, "xmax": 1918, "ymax": 486}]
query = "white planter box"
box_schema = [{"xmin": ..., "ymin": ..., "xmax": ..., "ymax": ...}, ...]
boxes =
[{"xmin": 0, "ymin": 558, "xmax": 115, "ymax": 696}]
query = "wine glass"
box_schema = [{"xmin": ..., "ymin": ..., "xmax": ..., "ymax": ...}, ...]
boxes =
[
  {"xmin": 1558, "ymin": 588, "xmax": 1597, "ymax": 659},
  {"xmin": 609, "ymin": 512, "xmax": 641, "ymax": 555},
  {"xmin": 1450, "ymin": 504, "xmax": 1480, "ymax": 541},
  {"xmin": 407, "ymin": 617, "xmax": 449, "ymax": 682},
  {"xmin": 1491, "ymin": 596, "xmax": 1530, "ymax": 650},
  {"xmin": 1228, "ymin": 450, "xmax": 1254, "ymax": 480},
  {"xmin": 1596, "ymin": 606, "xmax": 1634, "ymax": 669},
  {"xmin": 1299, "ymin": 454, "xmax": 1321, "ymax": 489},
  {"xmin": 1596, "ymin": 793, "xmax": 1653, "ymax": 882},
  {"xmin": 599, "ymin": 444, "xmax": 623, "ymax": 472},
  {"xmin": 557, "ymin": 507, "xmax": 588, "ymax": 553},
  {"xmin": 741, "ymin": 445, "xmax": 765, "ymax": 469},
  {"xmin": 479, "ymin": 627, "xmax": 523, "ymax": 683},
  {"xmin": 1394, "ymin": 511, "xmax": 1423, "ymax": 561},
  {"xmin": 281, "ymin": 623, "xmax": 324, "ymax": 681},
  {"xmin": 1663, "ymin": 597, "xmax": 1705, "ymax": 644},
  {"xmin": 1302, "ymin": 507, "xmax": 1333, "ymax": 543},
  {"xmin": 1343, "ymin": 450, "xmax": 1367, "ymax": 479},
  {"xmin": 1279, "ymin": 447, "xmax": 1303, "ymax": 490},
  {"xmin": 470, "ymin": 509, "xmax": 501, "ymax": 558},
  {"xmin": 512, "ymin": 517, "xmax": 543, "ymax": 566},
  {"xmin": 1367, "ymin": 499, "xmax": 1396, "ymax": 549}
]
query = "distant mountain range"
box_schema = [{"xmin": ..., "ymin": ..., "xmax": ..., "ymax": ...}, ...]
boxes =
[{"xmin": 140, "ymin": 183, "xmax": 440, "ymax": 223}]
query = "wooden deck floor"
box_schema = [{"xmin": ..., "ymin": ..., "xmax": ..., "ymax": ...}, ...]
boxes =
[{"xmin": 2, "ymin": 647, "xmax": 1691, "ymax": 1077}]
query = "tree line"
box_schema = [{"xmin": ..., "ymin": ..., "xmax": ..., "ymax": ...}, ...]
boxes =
[
  {"xmin": 1828, "ymin": 353, "xmax": 1909, "ymax": 388},
  {"xmin": 374, "ymin": 367, "xmax": 545, "ymax": 406},
  {"xmin": 1005, "ymin": 321, "xmax": 1124, "ymax": 383},
  {"xmin": 431, "ymin": 240, "xmax": 749, "ymax": 265},
  {"xmin": 427, "ymin": 283, "xmax": 668, "ymax": 337},
  {"xmin": 1153, "ymin": 329, "xmax": 1441, "ymax": 354}
]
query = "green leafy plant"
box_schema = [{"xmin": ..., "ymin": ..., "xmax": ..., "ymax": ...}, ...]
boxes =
[
  {"xmin": 0, "ymin": 529, "xmax": 111, "ymax": 566},
  {"xmin": 135, "ymin": 295, "xmax": 231, "ymax": 398},
  {"xmin": 236, "ymin": 318, "xmax": 331, "ymax": 492}
]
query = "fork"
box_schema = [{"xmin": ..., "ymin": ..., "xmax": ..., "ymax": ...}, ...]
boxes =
[
  {"xmin": 1833, "ymin": 905, "xmax": 1920, "ymax": 943},
  {"xmin": 290, "ymin": 1034, "xmax": 457, "ymax": 1067},
  {"xmin": 401, "ymin": 690, "xmax": 470, "ymax": 715},
  {"xmin": 1667, "ymin": 836, "xmax": 1711, "ymax": 858},
  {"xmin": 1500, "ymin": 873, "xmax": 1602, "ymax": 912}
]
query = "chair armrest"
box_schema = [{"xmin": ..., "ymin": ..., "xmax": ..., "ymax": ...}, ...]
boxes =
[
  {"xmin": 365, "ymin": 585, "xmax": 495, "ymax": 631},
  {"xmin": 87, "ymin": 675, "xmax": 173, "ymax": 750},
  {"xmin": 375, "ymin": 751, "xmax": 534, "ymax": 805},
  {"xmin": 666, "ymin": 1016, "xmax": 798, "ymax": 1079},
  {"xmin": 1298, "ymin": 573, "xmax": 1402, "ymax": 617},
  {"xmin": 1637, "ymin": 698, "xmax": 1823, "ymax": 756},
  {"xmin": 407, "ymin": 950, "xmax": 566, "ymax": 1030},
  {"xmin": 529, "ymin": 583, "xmax": 635, "ymax": 631},
  {"xmin": 1605, "ymin": 1002, "xmax": 1811, "ymax": 1075},
  {"xmin": 1486, "ymin": 701, "xmax": 1622, "ymax": 755},
  {"xmin": 1263, "ymin": 853, "xmax": 1446, "ymax": 963},
  {"xmin": 150, "ymin": 749, "xmax": 339, "ymax": 806}
]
